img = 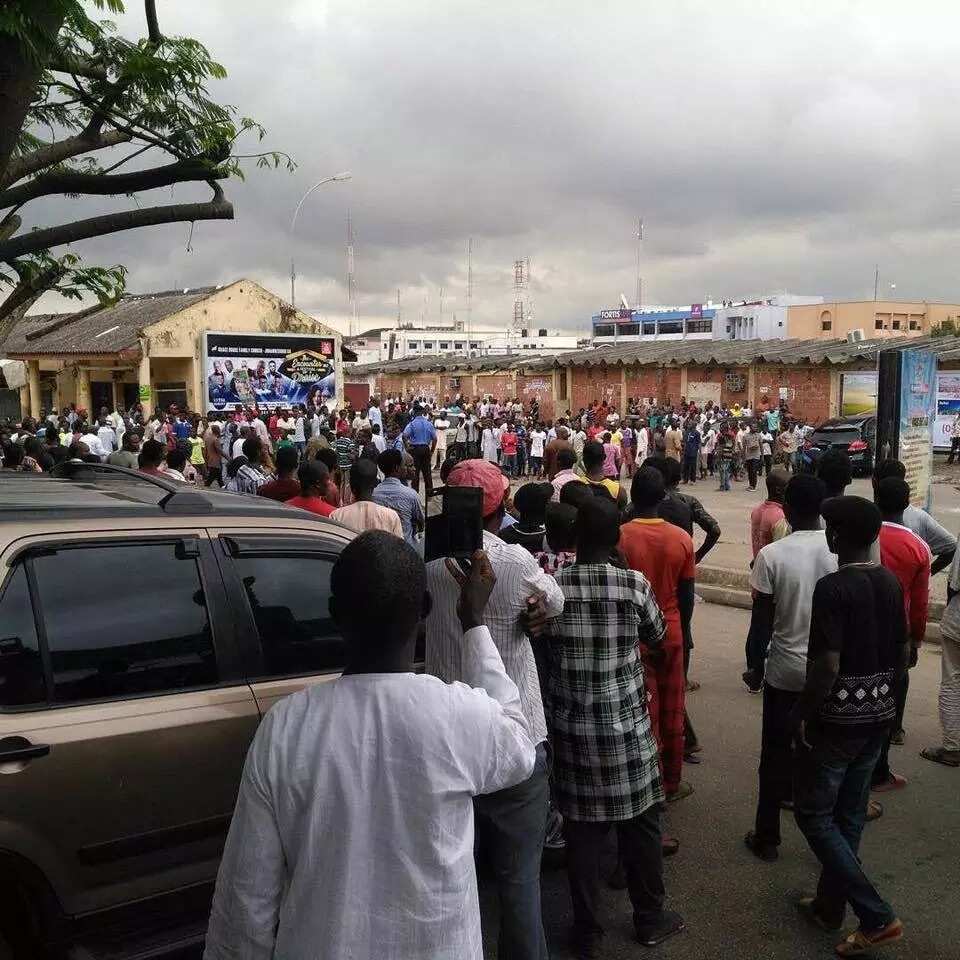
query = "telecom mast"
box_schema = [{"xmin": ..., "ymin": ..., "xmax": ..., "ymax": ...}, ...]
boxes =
[
  {"xmin": 346, "ymin": 211, "xmax": 358, "ymax": 336},
  {"xmin": 636, "ymin": 217, "xmax": 643, "ymax": 309},
  {"xmin": 466, "ymin": 238, "xmax": 474, "ymax": 346},
  {"xmin": 511, "ymin": 257, "xmax": 531, "ymax": 341}
]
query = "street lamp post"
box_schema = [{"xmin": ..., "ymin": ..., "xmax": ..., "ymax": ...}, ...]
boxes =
[{"xmin": 289, "ymin": 172, "xmax": 352, "ymax": 308}]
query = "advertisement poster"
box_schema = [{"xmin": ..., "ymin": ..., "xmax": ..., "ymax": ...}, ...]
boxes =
[
  {"xmin": 839, "ymin": 373, "xmax": 877, "ymax": 416},
  {"xmin": 898, "ymin": 349, "xmax": 937, "ymax": 510},
  {"xmin": 686, "ymin": 381, "xmax": 721, "ymax": 407},
  {"xmin": 204, "ymin": 332, "xmax": 336, "ymax": 412}
]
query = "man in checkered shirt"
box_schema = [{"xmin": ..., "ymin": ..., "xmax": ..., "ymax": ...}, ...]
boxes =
[{"xmin": 547, "ymin": 496, "xmax": 685, "ymax": 957}]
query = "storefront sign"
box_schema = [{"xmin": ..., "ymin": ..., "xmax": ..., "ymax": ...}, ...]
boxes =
[
  {"xmin": 138, "ymin": 384, "xmax": 151, "ymax": 404},
  {"xmin": 203, "ymin": 331, "xmax": 336, "ymax": 412}
]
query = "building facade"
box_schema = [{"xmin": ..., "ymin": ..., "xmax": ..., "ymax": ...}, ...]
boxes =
[
  {"xmin": 376, "ymin": 325, "xmax": 583, "ymax": 361},
  {"xmin": 3, "ymin": 280, "xmax": 345, "ymax": 419}
]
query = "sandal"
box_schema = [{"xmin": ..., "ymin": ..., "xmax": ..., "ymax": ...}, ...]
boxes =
[
  {"xmin": 834, "ymin": 919, "xmax": 903, "ymax": 956},
  {"xmin": 920, "ymin": 746, "xmax": 960, "ymax": 767},
  {"xmin": 866, "ymin": 799, "xmax": 884, "ymax": 822},
  {"xmin": 685, "ymin": 679, "xmax": 701, "ymax": 692}
]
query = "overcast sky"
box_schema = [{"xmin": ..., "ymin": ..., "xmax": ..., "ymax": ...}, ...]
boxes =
[{"xmin": 31, "ymin": 0, "xmax": 960, "ymax": 333}]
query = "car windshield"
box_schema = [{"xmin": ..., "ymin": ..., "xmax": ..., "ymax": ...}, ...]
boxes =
[{"xmin": 811, "ymin": 427, "xmax": 860, "ymax": 444}]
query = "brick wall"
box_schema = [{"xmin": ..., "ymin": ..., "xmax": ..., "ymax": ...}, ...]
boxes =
[
  {"xmin": 516, "ymin": 374, "xmax": 555, "ymax": 420},
  {"xmin": 476, "ymin": 374, "xmax": 513, "ymax": 401},
  {"xmin": 752, "ymin": 364, "xmax": 832, "ymax": 424},
  {"xmin": 571, "ymin": 366, "xmax": 622, "ymax": 413}
]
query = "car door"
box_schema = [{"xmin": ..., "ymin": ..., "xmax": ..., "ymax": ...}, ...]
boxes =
[
  {"xmin": 0, "ymin": 533, "xmax": 260, "ymax": 918},
  {"xmin": 212, "ymin": 533, "xmax": 348, "ymax": 715}
]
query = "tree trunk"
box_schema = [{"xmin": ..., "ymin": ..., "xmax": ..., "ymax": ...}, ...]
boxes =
[{"xmin": 0, "ymin": 7, "xmax": 68, "ymax": 183}]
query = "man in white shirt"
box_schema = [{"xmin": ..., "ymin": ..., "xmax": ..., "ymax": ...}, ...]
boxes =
[
  {"xmin": 425, "ymin": 459, "xmax": 564, "ymax": 960},
  {"xmin": 80, "ymin": 425, "xmax": 106, "ymax": 460},
  {"xmin": 635, "ymin": 420, "xmax": 650, "ymax": 468},
  {"xmin": 276, "ymin": 409, "xmax": 295, "ymax": 441},
  {"xmin": 96, "ymin": 419, "xmax": 117, "ymax": 457},
  {"xmin": 205, "ymin": 533, "xmax": 535, "ymax": 960},
  {"xmin": 352, "ymin": 408, "xmax": 372, "ymax": 433},
  {"xmin": 744, "ymin": 475, "xmax": 837, "ymax": 861},
  {"xmin": 367, "ymin": 399, "xmax": 383, "ymax": 432},
  {"xmin": 528, "ymin": 425, "xmax": 547, "ymax": 477},
  {"xmin": 433, "ymin": 410, "xmax": 450, "ymax": 468},
  {"xmin": 292, "ymin": 406, "xmax": 307, "ymax": 455},
  {"xmin": 231, "ymin": 425, "xmax": 251, "ymax": 461}
]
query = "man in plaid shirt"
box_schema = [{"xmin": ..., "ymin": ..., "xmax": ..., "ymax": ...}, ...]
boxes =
[{"xmin": 548, "ymin": 496, "xmax": 685, "ymax": 957}]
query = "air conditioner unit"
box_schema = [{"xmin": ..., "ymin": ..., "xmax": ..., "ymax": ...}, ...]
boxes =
[{"xmin": 847, "ymin": 329, "xmax": 865, "ymax": 343}]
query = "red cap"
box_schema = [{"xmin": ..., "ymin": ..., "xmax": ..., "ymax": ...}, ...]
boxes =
[{"xmin": 447, "ymin": 458, "xmax": 510, "ymax": 517}]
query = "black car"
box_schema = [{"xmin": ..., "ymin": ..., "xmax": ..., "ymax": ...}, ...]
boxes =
[{"xmin": 800, "ymin": 412, "xmax": 877, "ymax": 476}]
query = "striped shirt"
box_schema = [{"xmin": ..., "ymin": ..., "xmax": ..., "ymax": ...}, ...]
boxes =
[{"xmin": 425, "ymin": 530, "xmax": 565, "ymax": 746}]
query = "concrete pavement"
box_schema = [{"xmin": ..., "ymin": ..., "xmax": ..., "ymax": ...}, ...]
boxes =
[{"xmin": 480, "ymin": 602, "xmax": 960, "ymax": 959}]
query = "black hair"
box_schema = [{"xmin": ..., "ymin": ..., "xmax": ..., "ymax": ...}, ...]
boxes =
[
  {"xmin": 513, "ymin": 482, "xmax": 554, "ymax": 523},
  {"xmin": 275, "ymin": 445, "xmax": 299, "ymax": 475},
  {"xmin": 783, "ymin": 473, "xmax": 827, "ymax": 520},
  {"xmin": 242, "ymin": 436, "xmax": 263, "ymax": 463},
  {"xmin": 377, "ymin": 449, "xmax": 403, "ymax": 475},
  {"xmin": 3, "ymin": 443, "xmax": 24, "ymax": 468},
  {"xmin": 875, "ymin": 476, "xmax": 910, "ymax": 514},
  {"xmin": 575, "ymin": 495, "xmax": 621, "ymax": 552},
  {"xmin": 816, "ymin": 448, "xmax": 853, "ymax": 497},
  {"xmin": 166, "ymin": 447, "xmax": 187, "ymax": 471},
  {"xmin": 645, "ymin": 454, "xmax": 680, "ymax": 488},
  {"xmin": 315, "ymin": 447, "xmax": 338, "ymax": 472},
  {"xmin": 821, "ymin": 495, "xmax": 882, "ymax": 550},
  {"xmin": 298, "ymin": 458, "xmax": 329, "ymax": 495},
  {"xmin": 582, "ymin": 440, "xmax": 605, "ymax": 469},
  {"xmin": 138, "ymin": 439, "xmax": 165, "ymax": 468},
  {"xmin": 556, "ymin": 448, "xmax": 576, "ymax": 470},
  {"xmin": 350, "ymin": 457, "xmax": 378, "ymax": 493},
  {"xmin": 630, "ymin": 466, "xmax": 666, "ymax": 509},
  {"xmin": 545, "ymin": 501, "xmax": 578, "ymax": 552},
  {"xmin": 559, "ymin": 479, "xmax": 592, "ymax": 510},
  {"xmin": 45, "ymin": 424, "xmax": 59, "ymax": 443},
  {"xmin": 873, "ymin": 459, "xmax": 906, "ymax": 483}
]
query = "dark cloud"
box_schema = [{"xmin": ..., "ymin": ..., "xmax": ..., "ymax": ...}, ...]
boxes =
[{"xmin": 27, "ymin": 0, "xmax": 960, "ymax": 331}]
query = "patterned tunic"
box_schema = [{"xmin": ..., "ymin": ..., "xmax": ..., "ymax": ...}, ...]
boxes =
[{"xmin": 548, "ymin": 563, "xmax": 666, "ymax": 822}]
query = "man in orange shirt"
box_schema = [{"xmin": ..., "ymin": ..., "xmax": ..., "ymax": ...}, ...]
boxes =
[{"xmin": 619, "ymin": 466, "xmax": 696, "ymax": 801}]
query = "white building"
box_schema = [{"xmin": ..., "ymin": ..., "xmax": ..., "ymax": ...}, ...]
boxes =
[
  {"xmin": 713, "ymin": 294, "xmax": 824, "ymax": 340},
  {"xmin": 375, "ymin": 325, "xmax": 584, "ymax": 361}
]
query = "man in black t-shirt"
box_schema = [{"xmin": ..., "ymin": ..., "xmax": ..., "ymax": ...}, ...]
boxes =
[{"xmin": 789, "ymin": 495, "xmax": 906, "ymax": 956}]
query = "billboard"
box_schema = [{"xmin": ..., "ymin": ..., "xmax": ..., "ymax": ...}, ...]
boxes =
[{"xmin": 203, "ymin": 331, "xmax": 336, "ymax": 412}]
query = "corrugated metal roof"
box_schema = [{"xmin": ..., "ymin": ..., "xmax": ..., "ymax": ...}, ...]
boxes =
[
  {"xmin": 347, "ymin": 335, "xmax": 960, "ymax": 374},
  {"xmin": 3, "ymin": 287, "xmax": 218, "ymax": 356}
]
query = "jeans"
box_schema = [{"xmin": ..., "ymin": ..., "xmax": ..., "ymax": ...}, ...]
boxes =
[
  {"xmin": 475, "ymin": 742, "xmax": 550, "ymax": 960},
  {"xmin": 503, "ymin": 453, "xmax": 517, "ymax": 477},
  {"xmin": 718, "ymin": 460, "xmax": 731, "ymax": 490},
  {"xmin": 794, "ymin": 730, "xmax": 896, "ymax": 931},
  {"xmin": 745, "ymin": 457, "xmax": 759, "ymax": 489},
  {"xmin": 565, "ymin": 805, "xmax": 665, "ymax": 943},
  {"xmin": 682, "ymin": 455, "xmax": 698, "ymax": 483},
  {"xmin": 872, "ymin": 671, "xmax": 909, "ymax": 785},
  {"xmin": 529, "ymin": 455, "xmax": 543, "ymax": 477},
  {"xmin": 754, "ymin": 685, "xmax": 802, "ymax": 846}
]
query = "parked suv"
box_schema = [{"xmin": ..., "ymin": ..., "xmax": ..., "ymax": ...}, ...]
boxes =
[
  {"xmin": 0, "ymin": 464, "xmax": 354, "ymax": 959},
  {"xmin": 800, "ymin": 411, "xmax": 877, "ymax": 476}
]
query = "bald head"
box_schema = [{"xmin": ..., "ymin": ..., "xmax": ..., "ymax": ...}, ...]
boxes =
[{"xmin": 765, "ymin": 467, "xmax": 790, "ymax": 504}]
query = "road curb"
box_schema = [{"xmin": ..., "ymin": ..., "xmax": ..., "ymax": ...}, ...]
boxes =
[{"xmin": 696, "ymin": 566, "xmax": 944, "ymax": 646}]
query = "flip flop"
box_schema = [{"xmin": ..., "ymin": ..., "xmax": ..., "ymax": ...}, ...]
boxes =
[{"xmin": 920, "ymin": 746, "xmax": 960, "ymax": 767}]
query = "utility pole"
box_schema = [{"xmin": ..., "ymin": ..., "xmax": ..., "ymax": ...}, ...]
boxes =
[
  {"xmin": 636, "ymin": 217, "xmax": 644, "ymax": 309},
  {"xmin": 346, "ymin": 210, "xmax": 358, "ymax": 337},
  {"xmin": 874, "ymin": 265, "xmax": 879, "ymax": 301},
  {"xmin": 467, "ymin": 237, "xmax": 474, "ymax": 347}
]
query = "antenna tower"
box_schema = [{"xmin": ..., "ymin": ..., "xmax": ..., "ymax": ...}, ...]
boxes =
[
  {"xmin": 467, "ymin": 238, "xmax": 474, "ymax": 345},
  {"xmin": 511, "ymin": 257, "xmax": 531, "ymax": 340},
  {"xmin": 346, "ymin": 211, "xmax": 358, "ymax": 336},
  {"xmin": 635, "ymin": 217, "xmax": 643, "ymax": 309},
  {"xmin": 396, "ymin": 288, "xmax": 401, "ymax": 327}
]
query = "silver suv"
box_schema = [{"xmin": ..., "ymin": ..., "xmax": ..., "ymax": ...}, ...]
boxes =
[{"xmin": 0, "ymin": 464, "xmax": 353, "ymax": 959}]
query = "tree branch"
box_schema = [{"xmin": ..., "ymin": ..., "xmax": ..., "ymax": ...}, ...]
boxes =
[
  {"xmin": 2, "ymin": 129, "xmax": 132, "ymax": 188},
  {"xmin": 45, "ymin": 53, "xmax": 108, "ymax": 82},
  {"xmin": 0, "ymin": 262, "xmax": 64, "ymax": 329},
  {"xmin": 0, "ymin": 158, "xmax": 225, "ymax": 209},
  {"xmin": 0, "ymin": 189, "xmax": 234, "ymax": 261}
]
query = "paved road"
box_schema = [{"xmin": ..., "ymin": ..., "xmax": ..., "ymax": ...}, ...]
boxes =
[{"xmin": 480, "ymin": 602, "xmax": 959, "ymax": 959}]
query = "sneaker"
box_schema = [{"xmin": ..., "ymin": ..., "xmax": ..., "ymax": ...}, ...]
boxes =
[
  {"xmin": 871, "ymin": 773, "xmax": 908, "ymax": 793},
  {"xmin": 666, "ymin": 781, "xmax": 694, "ymax": 803},
  {"xmin": 635, "ymin": 910, "xmax": 685, "ymax": 947},
  {"xmin": 890, "ymin": 728, "xmax": 905, "ymax": 746},
  {"xmin": 744, "ymin": 830, "xmax": 778, "ymax": 862},
  {"xmin": 797, "ymin": 896, "xmax": 843, "ymax": 932},
  {"xmin": 835, "ymin": 919, "xmax": 903, "ymax": 956},
  {"xmin": 544, "ymin": 809, "xmax": 566, "ymax": 851},
  {"xmin": 866, "ymin": 799, "xmax": 884, "ymax": 822}
]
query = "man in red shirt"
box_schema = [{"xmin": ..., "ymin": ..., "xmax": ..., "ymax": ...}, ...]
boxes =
[
  {"xmin": 873, "ymin": 477, "xmax": 931, "ymax": 792},
  {"xmin": 750, "ymin": 468, "xmax": 788, "ymax": 559},
  {"xmin": 619, "ymin": 466, "xmax": 696, "ymax": 801},
  {"xmin": 500, "ymin": 424, "xmax": 519, "ymax": 477},
  {"xmin": 285, "ymin": 460, "xmax": 336, "ymax": 516}
]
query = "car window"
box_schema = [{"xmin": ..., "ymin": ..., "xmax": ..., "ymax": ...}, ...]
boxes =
[
  {"xmin": 232, "ymin": 553, "xmax": 344, "ymax": 677},
  {"xmin": 0, "ymin": 564, "xmax": 45, "ymax": 708},
  {"xmin": 32, "ymin": 541, "xmax": 216, "ymax": 704},
  {"xmin": 811, "ymin": 428, "xmax": 860, "ymax": 444}
]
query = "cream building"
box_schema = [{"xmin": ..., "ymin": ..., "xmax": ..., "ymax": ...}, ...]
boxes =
[
  {"xmin": 3, "ymin": 279, "xmax": 346, "ymax": 419},
  {"xmin": 786, "ymin": 300, "xmax": 960, "ymax": 340}
]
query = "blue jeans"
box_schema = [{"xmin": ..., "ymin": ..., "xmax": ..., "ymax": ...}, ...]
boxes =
[
  {"xmin": 718, "ymin": 460, "xmax": 731, "ymax": 491},
  {"xmin": 794, "ymin": 730, "xmax": 896, "ymax": 931},
  {"xmin": 474, "ymin": 742, "xmax": 550, "ymax": 960}
]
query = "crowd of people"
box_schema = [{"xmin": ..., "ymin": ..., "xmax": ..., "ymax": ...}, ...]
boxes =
[{"xmin": 4, "ymin": 390, "xmax": 958, "ymax": 959}]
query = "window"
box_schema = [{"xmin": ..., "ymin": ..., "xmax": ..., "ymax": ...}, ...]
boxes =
[
  {"xmin": 619, "ymin": 323, "xmax": 640, "ymax": 336},
  {"xmin": 909, "ymin": 320, "xmax": 920, "ymax": 331},
  {"xmin": 687, "ymin": 319, "xmax": 712, "ymax": 334},
  {"xmin": 407, "ymin": 341, "xmax": 420, "ymax": 351},
  {"xmin": 593, "ymin": 324, "xmax": 615, "ymax": 337},
  {"xmin": 454, "ymin": 342, "xmax": 466, "ymax": 351},
  {"xmin": 32, "ymin": 541, "xmax": 215, "ymax": 703},
  {"xmin": 892, "ymin": 319, "xmax": 901, "ymax": 330},
  {"xmin": 232, "ymin": 553, "xmax": 343, "ymax": 677},
  {"xmin": 469, "ymin": 341, "xmax": 481, "ymax": 350},
  {"xmin": 659, "ymin": 320, "xmax": 683, "ymax": 334},
  {"xmin": 874, "ymin": 316, "xmax": 884, "ymax": 330},
  {"xmin": 820, "ymin": 310, "xmax": 832, "ymax": 331},
  {"xmin": 422, "ymin": 341, "xmax": 434, "ymax": 350},
  {"xmin": 558, "ymin": 371, "xmax": 568, "ymax": 401},
  {"xmin": 642, "ymin": 322, "xmax": 657, "ymax": 336},
  {"xmin": 439, "ymin": 341, "xmax": 450, "ymax": 351},
  {"xmin": 0, "ymin": 565, "xmax": 45, "ymax": 708}
]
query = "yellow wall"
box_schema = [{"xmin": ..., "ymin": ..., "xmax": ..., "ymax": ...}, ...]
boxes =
[
  {"xmin": 787, "ymin": 300, "xmax": 960, "ymax": 340},
  {"xmin": 140, "ymin": 279, "xmax": 343, "ymax": 413}
]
